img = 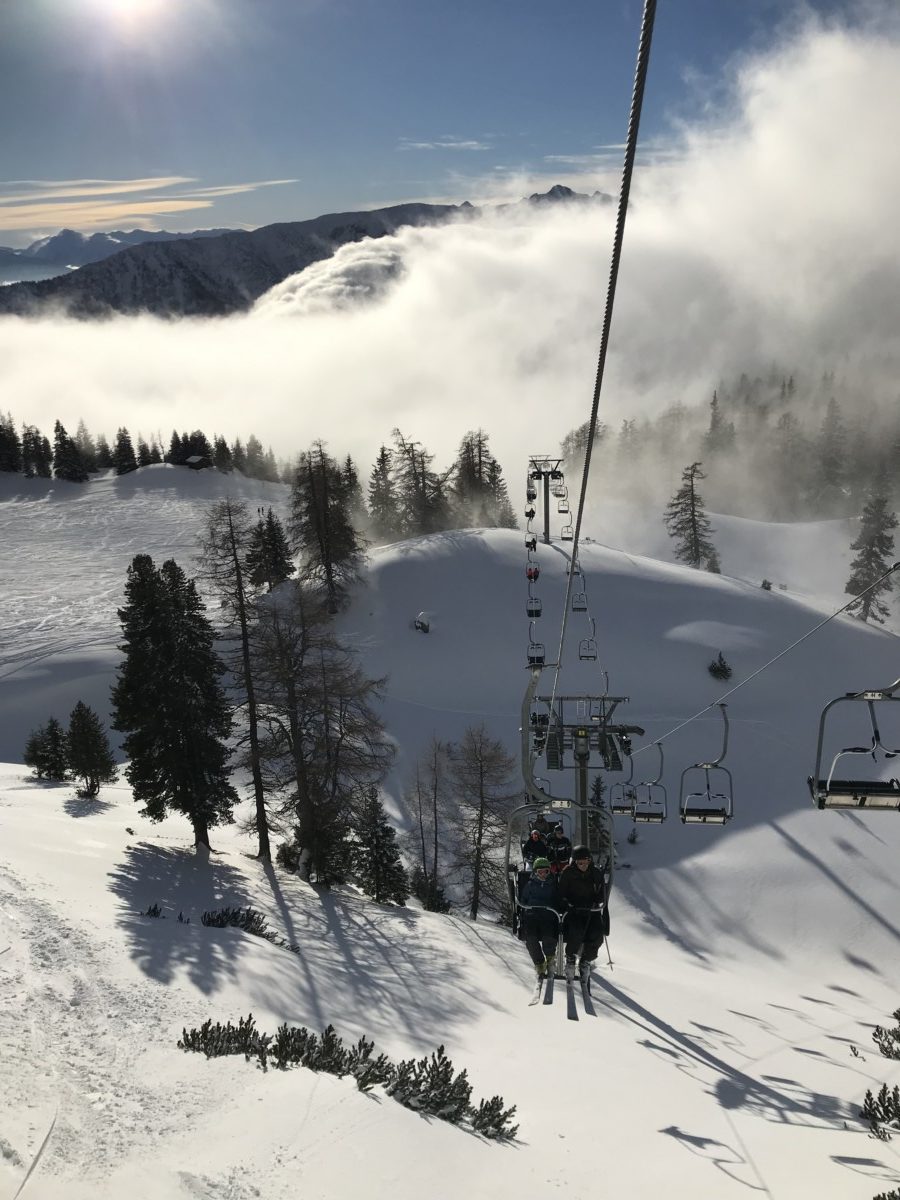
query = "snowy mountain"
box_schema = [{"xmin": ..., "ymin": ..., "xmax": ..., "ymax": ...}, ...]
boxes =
[
  {"xmin": 1, "ymin": 466, "xmax": 899, "ymax": 1199},
  {"xmin": 0, "ymin": 203, "xmax": 468, "ymax": 317},
  {"xmin": 0, "ymin": 186, "xmax": 603, "ymax": 316}
]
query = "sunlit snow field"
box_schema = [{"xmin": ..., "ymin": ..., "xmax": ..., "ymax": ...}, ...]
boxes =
[{"xmin": 1, "ymin": 466, "xmax": 899, "ymax": 1200}]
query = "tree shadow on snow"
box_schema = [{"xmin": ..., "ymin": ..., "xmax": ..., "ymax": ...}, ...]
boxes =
[
  {"xmin": 595, "ymin": 977, "xmax": 856, "ymax": 1132},
  {"xmin": 63, "ymin": 794, "xmax": 115, "ymax": 818},
  {"xmin": 107, "ymin": 841, "xmax": 254, "ymax": 993}
]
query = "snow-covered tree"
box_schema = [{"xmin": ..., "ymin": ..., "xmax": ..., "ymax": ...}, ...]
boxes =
[{"xmin": 664, "ymin": 462, "xmax": 720, "ymax": 572}]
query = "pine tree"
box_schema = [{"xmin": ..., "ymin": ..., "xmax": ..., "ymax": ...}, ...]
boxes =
[
  {"xmin": 664, "ymin": 462, "xmax": 720, "ymax": 571},
  {"xmin": 66, "ymin": 701, "xmax": 118, "ymax": 797},
  {"xmin": 231, "ymin": 438, "xmax": 247, "ymax": 474},
  {"xmin": 213, "ymin": 436, "xmax": 233, "ymax": 472},
  {"xmin": 74, "ymin": 420, "xmax": 98, "ymax": 472},
  {"xmin": 262, "ymin": 448, "xmax": 280, "ymax": 483},
  {"xmin": 392, "ymin": 429, "xmax": 451, "ymax": 535},
  {"xmin": 702, "ymin": 390, "xmax": 735, "ymax": 456},
  {"xmin": 350, "ymin": 785, "xmax": 409, "ymax": 904},
  {"xmin": 451, "ymin": 430, "xmax": 515, "ymax": 528},
  {"xmin": 845, "ymin": 481, "xmax": 898, "ymax": 624},
  {"xmin": 815, "ymin": 397, "xmax": 847, "ymax": 516},
  {"xmin": 110, "ymin": 555, "xmax": 237, "ymax": 848},
  {"xmin": 486, "ymin": 459, "xmax": 517, "ymax": 528},
  {"xmin": 167, "ymin": 431, "xmax": 185, "ymax": 465},
  {"xmin": 245, "ymin": 434, "xmax": 265, "ymax": 479},
  {"xmin": 184, "ymin": 430, "xmax": 212, "ymax": 465},
  {"xmin": 95, "ymin": 434, "xmax": 114, "ymax": 469},
  {"xmin": 290, "ymin": 441, "xmax": 365, "ymax": 613},
  {"xmin": 22, "ymin": 425, "xmax": 52, "ymax": 478},
  {"xmin": 23, "ymin": 717, "xmax": 69, "ymax": 780},
  {"xmin": 113, "ymin": 428, "xmax": 138, "ymax": 475},
  {"xmin": 245, "ymin": 507, "xmax": 295, "ymax": 592},
  {"xmin": 148, "ymin": 438, "xmax": 163, "ymax": 465},
  {"xmin": 340, "ymin": 455, "xmax": 367, "ymax": 526},
  {"xmin": 53, "ymin": 421, "xmax": 89, "ymax": 482},
  {"xmin": 136, "ymin": 437, "xmax": 153, "ymax": 467},
  {"xmin": 449, "ymin": 724, "xmax": 517, "ymax": 920},
  {"xmin": 0, "ymin": 412, "xmax": 23, "ymax": 473},
  {"xmin": 368, "ymin": 445, "xmax": 401, "ymax": 541}
]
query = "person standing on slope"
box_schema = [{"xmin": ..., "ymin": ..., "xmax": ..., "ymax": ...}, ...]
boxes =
[
  {"xmin": 519, "ymin": 858, "xmax": 561, "ymax": 978},
  {"xmin": 559, "ymin": 846, "xmax": 608, "ymax": 979}
]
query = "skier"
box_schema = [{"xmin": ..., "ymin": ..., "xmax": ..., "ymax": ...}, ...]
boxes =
[
  {"xmin": 519, "ymin": 858, "xmax": 561, "ymax": 977},
  {"xmin": 558, "ymin": 846, "xmax": 608, "ymax": 979},
  {"xmin": 522, "ymin": 828, "xmax": 549, "ymax": 865},
  {"xmin": 547, "ymin": 825, "xmax": 572, "ymax": 873},
  {"xmin": 526, "ymin": 564, "xmax": 540, "ymax": 582},
  {"xmin": 532, "ymin": 813, "xmax": 551, "ymax": 835}
]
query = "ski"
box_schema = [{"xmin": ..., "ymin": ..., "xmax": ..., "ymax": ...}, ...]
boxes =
[
  {"xmin": 528, "ymin": 976, "xmax": 545, "ymax": 1006},
  {"xmin": 579, "ymin": 971, "xmax": 596, "ymax": 1017},
  {"xmin": 565, "ymin": 965, "xmax": 578, "ymax": 1020},
  {"xmin": 543, "ymin": 971, "xmax": 555, "ymax": 1005}
]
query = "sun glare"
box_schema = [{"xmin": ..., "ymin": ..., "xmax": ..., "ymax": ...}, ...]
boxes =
[{"xmin": 90, "ymin": 0, "xmax": 167, "ymax": 26}]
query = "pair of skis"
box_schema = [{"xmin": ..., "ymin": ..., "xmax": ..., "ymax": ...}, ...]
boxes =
[{"xmin": 529, "ymin": 966, "xmax": 595, "ymax": 1019}]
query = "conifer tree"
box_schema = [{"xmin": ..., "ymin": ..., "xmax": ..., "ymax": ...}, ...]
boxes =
[
  {"xmin": 702, "ymin": 390, "xmax": 735, "ymax": 456},
  {"xmin": 340, "ymin": 455, "xmax": 368, "ymax": 526},
  {"xmin": 261, "ymin": 447, "xmax": 280, "ymax": 483},
  {"xmin": 815, "ymin": 397, "xmax": 847, "ymax": 516},
  {"xmin": 845, "ymin": 481, "xmax": 898, "ymax": 624},
  {"xmin": 213, "ymin": 436, "xmax": 233, "ymax": 472},
  {"xmin": 245, "ymin": 507, "xmax": 296, "ymax": 592},
  {"xmin": 184, "ymin": 430, "xmax": 212, "ymax": 465},
  {"xmin": 75, "ymin": 420, "xmax": 98, "ymax": 472},
  {"xmin": 664, "ymin": 462, "xmax": 720, "ymax": 572},
  {"xmin": 245, "ymin": 434, "xmax": 265, "ymax": 479},
  {"xmin": 486, "ymin": 459, "xmax": 517, "ymax": 529},
  {"xmin": 231, "ymin": 438, "xmax": 247, "ymax": 474},
  {"xmin": 136, "ymin": 437, "xmax": 153, "ymax": 467},
  {"xmin": 290, "ymin": 441, "xmax": 365, "ymax": 612},
  {"xmin": 53, "ymin": 421, "xmax": 89, "ymax": 482},
  {"xmin": 350, "ymin": 785, "xmax": 409, "ymax": 904},
  {"xmin": 23, "ymin": 717, "xmax": 69, "ymax": 781},
  {"xmin": 114, "ymin": 427, "xmax": 138, "ymax": 475},
  {"xmin": 251, "ymin": 587, "xmax": 393, "ymax": 882},
  {"xmin": 22, "ymin": 425, "xmax": 52, "ymax": 477},
  {"xmin": 167, "ymin": 431, "xmax": 185, "ymax": 465},
  {"xmin": 148, "ymin": 438, "xmax": 163, "ymax": 465},
  {"xmin": 392, "ymin": 429, "xmax": 451, "ymax": 535},
  {"xmin": 95, "ymin": 434, "xmax": 114, "ymax": 469},
  {"xmin": 111, "ymin": 555, "xmax": 237, "ymax": 849},
  {"xmin": 449, "ymin": 724, "xmax": 517, "ymax": 920},
  {"xmin": 66, "ymin": 701, "xmax": 118, "ymax": 797},
  {"xmin": 0, "ymin": 412, "xmax": 23, "ymax": 473},
  {"xmin": 368, "ymin": 445, "xmax": 401, "ymax": 541}
]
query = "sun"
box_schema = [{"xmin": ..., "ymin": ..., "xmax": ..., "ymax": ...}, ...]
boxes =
[{"xmin": 89, "ymin": 0, "xmax": 168, "ymax": 25}]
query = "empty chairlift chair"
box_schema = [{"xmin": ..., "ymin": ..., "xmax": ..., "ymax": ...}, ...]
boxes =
[
  {"xmin": 526, "ymin": 596, "xmax": 542, "ymax": 618},
  {"xmin": 558, "ymin": 498, "xmax": 570, "ymax": 515},
  {"xmin": 679, "ymin": 704, "xmax": 734, "ymax": 824},
  {"xmin": 633, "ymin": 742, "xmax": 667, "ymax": 823},
  {"xmin": 808, "ymin": 679, "xmax": 900, "ymax": 811},
  {"xmin": 578, "ymin": 620, "xmax": 598, "ymax": 661},
  {"xmin": 561, "ymin": 524, "xmax": 574, "ymax": 542},
  {"xmin": 572, "ymin": 592, "xmax": 587, "ymax": 613},
  {"xmin": 527, "ymin": 620, "xmax": 545, "ymax": 668},
  {"xmin": 610, "ymin": 755, "xmax": 637, "ymax": 816}
]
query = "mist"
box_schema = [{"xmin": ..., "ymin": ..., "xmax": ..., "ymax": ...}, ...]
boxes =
[{"xmin": 2, "ymin": 12, "xmax": 899, "ymax": 512}]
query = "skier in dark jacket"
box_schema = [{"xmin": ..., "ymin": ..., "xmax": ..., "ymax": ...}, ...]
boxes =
[
  {"xmin": 519, "ymin": 858, "xmax": 561, "ymax": 977},
  {"xmin": 546, "ymin": 826, "xmax": 572, "ymax": 872},
  {"xmin": 558, "ymin": 846, "xmax": 609, "ymax": 977},
  {"xmin": 522, "ymin": 828, "xmax": 549, "ymax": 865}
]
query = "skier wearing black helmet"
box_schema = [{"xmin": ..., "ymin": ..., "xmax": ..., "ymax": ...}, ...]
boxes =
[
  {"xmin": 519, "ymin": 858, "xmax": 562, "ymax": 977},
  {"xmin": 559, "ymin": 846, "xmax": 609, "ymax": 978}
]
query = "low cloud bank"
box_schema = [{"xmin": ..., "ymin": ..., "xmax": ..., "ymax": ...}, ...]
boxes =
[{"xmin": 2, "ymin": 12, "xmax": 899, "ymax": 490}]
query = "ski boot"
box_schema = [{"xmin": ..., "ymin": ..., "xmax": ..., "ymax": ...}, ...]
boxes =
[{"xmin": 564, "ymin": 955, "xmax": 576, "ymax": 984}]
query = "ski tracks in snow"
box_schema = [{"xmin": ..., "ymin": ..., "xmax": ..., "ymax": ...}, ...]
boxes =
[{"xmin": 0, "ymin": 864, "xmax": 217, "ymax": 1192}]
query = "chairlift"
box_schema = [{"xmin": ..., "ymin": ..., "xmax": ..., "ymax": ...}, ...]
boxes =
[
  {"xmin": 572, "ymin": 592, "xmax": 587, "ymax": 613},
  {"xmin": 526, "ymin": 563, "xmax": 540, "ymax": 582},
  {"xmin": 578, "ymin": 621, "xmax": 598, "ymax": 662},
  {"xmin": 558, "ymin": 499, "xmax": 570, "ymax": 515},
  {"xmin": 525, "ymin": 534, "xmax": 537, "ymax": 552},
  {"xmin": 633, "ymin": 742, "xmax": 667, "ymax": 823},
  {"xmin": 526, "ymin": 484, "xmax": 537, "ymax": 502},
  {"xmin": 526, "ymin": 596, "xmax": 542, "ymax": 618},
  {"xmin": 679, "ymin": 704, "xmax": 734, "ymax": 824},
  {"xmin": 527, "ymin": 620, "xmax": 545, "ymax": 668},
  {"xmin": 808, "ymin": 678, "xmax": 900, "ymax": 811},
  {"xmin": 610, "ymin": 755, "xmax": 637, "ymax": 816},
  {"xmin": 561, "ymin": 524, "xmax": 574, "ymax": 542},
  {"xmin": 529, "ymin": 469, "xmax": 543, "ymax": 481},
  {"xmin": 525, "ymin": 506, "xmax": 535, "ymax": 521},
  {"xmin": 413, "ymin": 612, "xmax": 430, "ymax": 634}
]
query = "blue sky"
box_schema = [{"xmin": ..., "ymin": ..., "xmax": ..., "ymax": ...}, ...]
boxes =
[{"xmin": 0, "ymin": 0, "xmax": 868, "ymax": 245}]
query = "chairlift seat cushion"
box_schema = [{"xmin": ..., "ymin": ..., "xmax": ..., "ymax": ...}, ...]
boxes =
[
  {"xmin": 681, "ymin": 807, "xmax": 730, "ymax": 824},
  {"xmin": 813, "ymin": 777, "xmax": 900, "ymax": 809}
]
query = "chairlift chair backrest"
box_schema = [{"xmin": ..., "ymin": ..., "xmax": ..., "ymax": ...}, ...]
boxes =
[
  {"xmin": 633, "ymin": 742, "xmax": 667, "ymax": 823},
  {"xmin": 679, "ymin": 704, "xmax": 734, "ymax": 824},
  {"xmin": 558, "ymin": 499, "xmax": 570, "ymax": 514},
  {"xmin": 561, "ymin": 525, "xmax": 574, "ymax": 541},
  {"xmin": 572, "ymin": 592, "xmax": 587, "ymax": 612},
  {"xmin": 808, "ymin": 681, "xmax": 900, "ymax": 811},
  {"xmin": 526, "ymin": 596, "xmax": 542, "ymax": 618}
]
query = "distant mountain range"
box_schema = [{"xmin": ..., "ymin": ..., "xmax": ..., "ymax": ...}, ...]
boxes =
[{"xmin": 0, "ymin": 185, "xmax": 608, "ymax": 319}]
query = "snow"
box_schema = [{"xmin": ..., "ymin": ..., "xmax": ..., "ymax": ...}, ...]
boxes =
[{"xmin": 1, "ymin": 468, "xmax": 900, "ymax": 1199}]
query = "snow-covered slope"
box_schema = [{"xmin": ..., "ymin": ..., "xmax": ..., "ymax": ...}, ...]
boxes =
[{"xmin": 1, "ymin": 471, "xmax": 899, "ymax": 1199}]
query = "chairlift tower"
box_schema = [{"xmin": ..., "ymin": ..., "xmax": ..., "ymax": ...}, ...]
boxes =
[
  {"xmin": 527, "ymin": 456, "xmax": 564, "ymax": 546},
  {"xmin": 521, "ymin": 674, "xmax": 645, "ymax": 846}
]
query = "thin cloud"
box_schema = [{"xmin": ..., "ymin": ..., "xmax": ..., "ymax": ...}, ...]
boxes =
[
  {"xmin": 398, "ymin": 137, "xmax": 492, "ymax": 152},
  {"xmin": 0, "ymin": 177, "xmax": 298, "ymax": 235}
]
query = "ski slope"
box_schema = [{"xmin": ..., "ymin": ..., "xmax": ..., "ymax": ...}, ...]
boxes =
[{"xmin": 1, "ymin": 468, "xmax": 899, "ymax": 1200}]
